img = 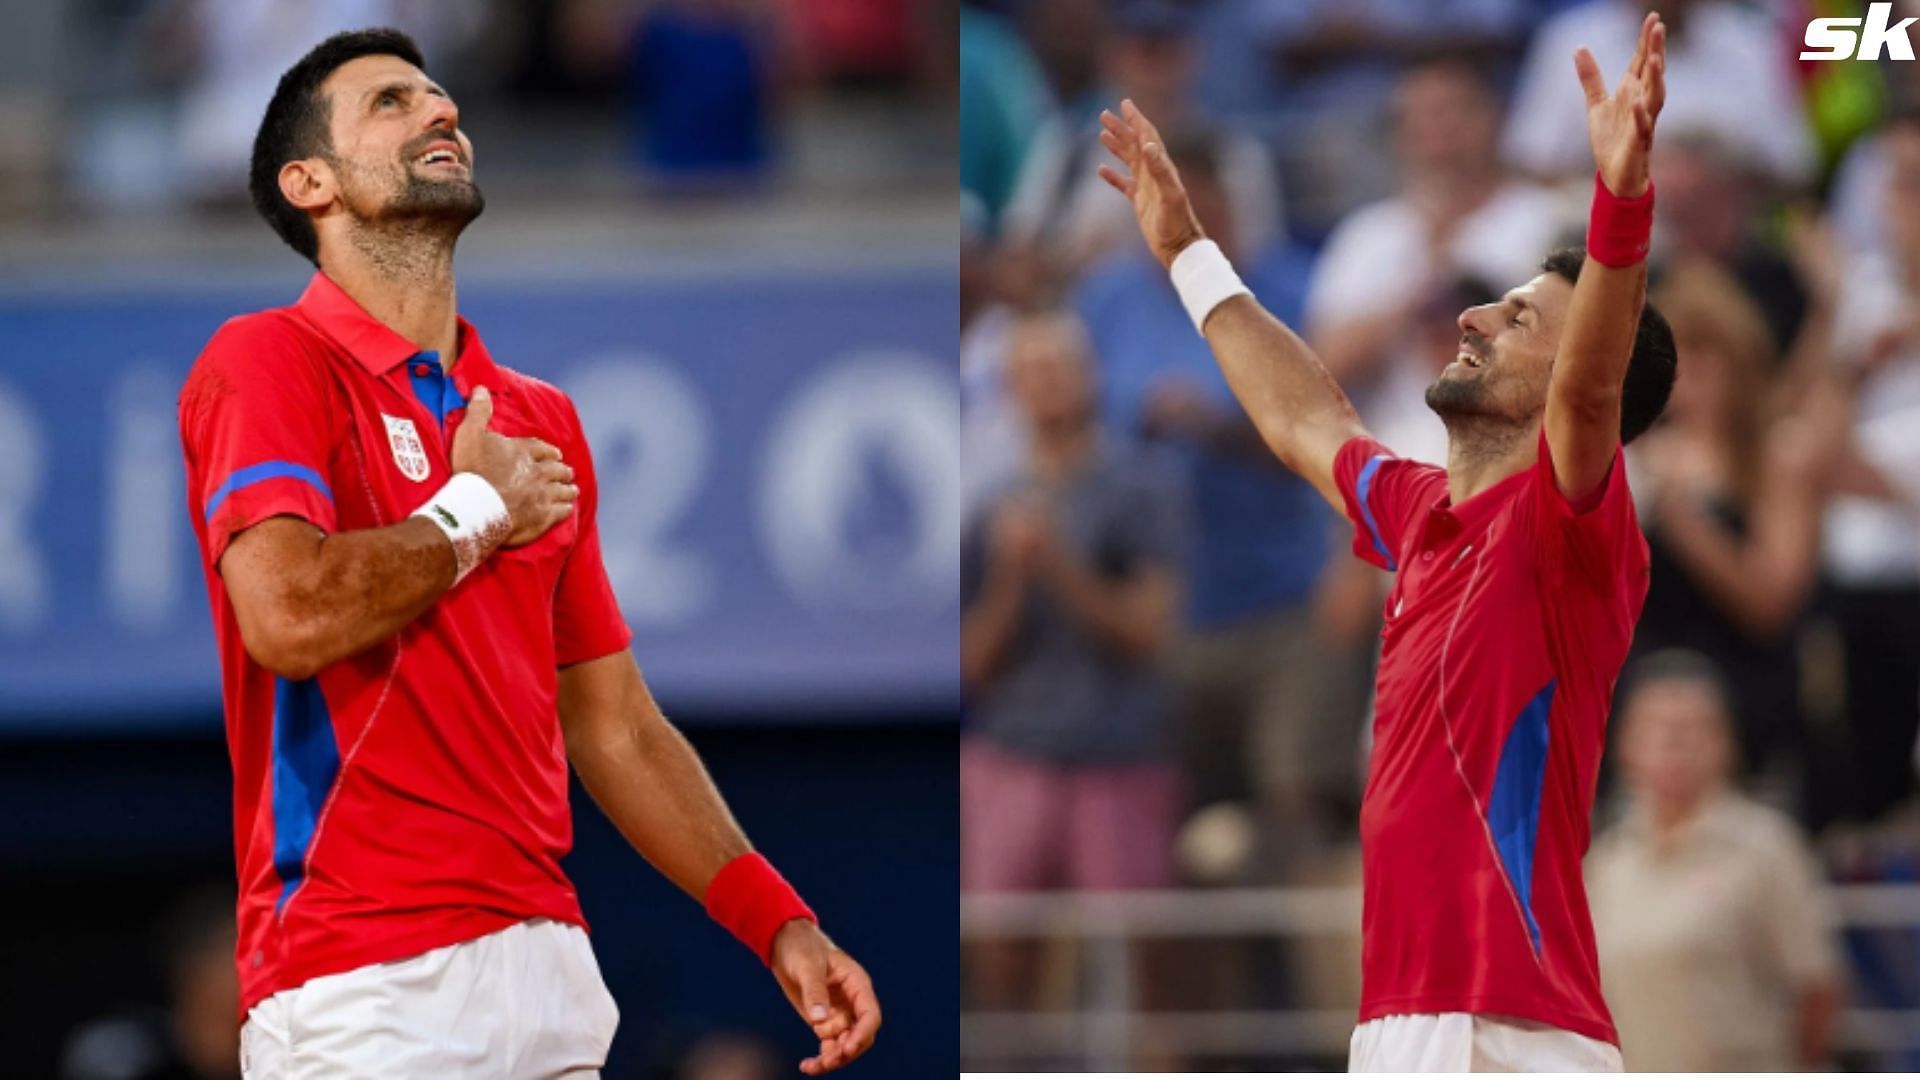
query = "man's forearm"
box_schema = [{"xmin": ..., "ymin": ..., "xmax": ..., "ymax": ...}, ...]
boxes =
[
  {"xmin": 224, "ymin": 516, "xmax": 458, "ymax": 679},
  {"xmin": 564, "ymin": 669, "xmax": 752, "ymax": 900},
  {"xmin": 1201, "ymin": 295, "xmax": 1366, "ymax": 510}
]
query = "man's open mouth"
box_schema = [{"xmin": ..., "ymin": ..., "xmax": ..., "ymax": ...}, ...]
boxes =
[{"xmin": 413, "ymin": 141, "xmax": 464, "ymax": 168}]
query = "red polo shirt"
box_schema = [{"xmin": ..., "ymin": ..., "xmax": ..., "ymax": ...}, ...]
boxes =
[
  {"xmin": 178, "ymin": 272, "xmax": 632, "ymax": 1012},
  {"xmin": 1334, "ymin": 428, "xmax": 1649, "ymax": 1045}
]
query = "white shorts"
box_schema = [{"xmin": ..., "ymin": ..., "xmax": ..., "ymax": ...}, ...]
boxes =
[
  {"xmin": 1349, "ymin": 1012, "xmax": 1623, "ymax": 1073},
  {"xmin": 240, "ymin": 918, "xmax": 620, "ymax": 1079}
]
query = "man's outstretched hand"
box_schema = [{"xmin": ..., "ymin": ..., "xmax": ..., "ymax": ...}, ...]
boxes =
[
  {"xmin": 1577, "ymin": 11, "xmax": 1667, "ymax": 198},
  {"xmin": 1097, "ymin": 99, "xmax": 1206, "ymax": 270},
  {"xmin": 769, "ymin": 920, "xmax": 881, "ymax": 1074}
]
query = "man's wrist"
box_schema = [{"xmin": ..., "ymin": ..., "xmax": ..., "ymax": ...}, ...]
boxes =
[
  {"xmin": 706, "ymin": 852, "xmax": 818, "ymax": 966},
  {"xmin": 411, "ymin": 472, "xmax": 511, "ymax": 584},
  {"xmin": 1587, "ymin": 170, "xmax": 1655, "ymax": 267},
  {"xmin": 1168, "ymin": 239, "xmax": 1251, "ymax": 336}
]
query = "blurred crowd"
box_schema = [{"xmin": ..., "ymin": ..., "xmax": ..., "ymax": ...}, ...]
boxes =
[
  {"xmin": 961, "ymin": 0, "xmax": 1920, "ymax": 1069},
  {"xmin": 0, "ymin": 0, "xmax": 953, "ymax": 218}
]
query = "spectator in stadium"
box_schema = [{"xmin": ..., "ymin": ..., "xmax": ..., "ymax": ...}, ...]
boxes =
[
  {"xmin": 1588, "ymin": 650, "xmax": 1843, "ymax": 1071},
  {"xmin": 556, "ymin": 0, "xmax": 799, "ymax": 189},
  {"xmin": 1503, "ymin": 0, "xmax": 1815, "ymax": 188},
  {"xmin": 1074, "ymin": 130, "xmax": 1358, "ymax": 867},
  {"xmin": 960, "ymin": 307, "xmax": 1186, "ymax": 1007},
  {"xmin": 1830, "ymin": 62, "xmax": 1920, "ymax": 260},
  {"xmin": 1818, "ymin": 108, "xmax": 1920, "ymax": 826},
  {"xmin": 1190, "ymin": 0, "xmax": 1530, "ymax": 238},
  {"xmin": 1000, "ymin": 0, "xmax": 1281, "ymax": 273},
  {"xmin": 60, "ymin": 887, "xmax": 240, "ymax": 1080},
  {"xmin": 1625, "ymin": 258, "xmax": 1845, "ymax": 779},
  {"xmin": 1650, "ymin": 132, "xmax": 1809, "ymax": 354},
  {"xmin": 147, "ymin": 0, "xmax": 486, "ymax": 207},
  {"xmin": 1305, "ymin": 50, "xmax": 1565, "ymax": 466},
  {"xmin": 960, "ymin": 240, "xmax": 1073, "ymax": 515}
]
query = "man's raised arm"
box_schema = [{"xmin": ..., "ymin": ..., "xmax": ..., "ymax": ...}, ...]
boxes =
[
  {"xmin": 1547, "ymin": 13, "xmax": 1667, "ymax": 501},
  {"xmin": 1097, "ymin": 100, "xmax": 1366, "ymax": 512}
]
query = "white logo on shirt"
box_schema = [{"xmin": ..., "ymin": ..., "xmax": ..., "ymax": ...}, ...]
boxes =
[{"xmin": 382, "ymin": 414, "xmax": 431, "ymax": 482}]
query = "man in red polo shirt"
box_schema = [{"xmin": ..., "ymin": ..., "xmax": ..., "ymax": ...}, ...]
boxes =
[
  {"xmin": 1100, "ymin": 14, "xmax": 1676, "ymax": 1073},
  {"xmin": 177, "ymin": 28, "xmax": 878, "ymax": 1078}
]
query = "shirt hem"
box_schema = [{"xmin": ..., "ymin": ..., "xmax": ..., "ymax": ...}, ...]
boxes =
[
  {"xmin": 240, "ymin": 904, "xmax": 587, "ymax": 1014},
  {"xmin": 1359, "ymin": 993, "xmax": 1618, "ymax": 1046}
]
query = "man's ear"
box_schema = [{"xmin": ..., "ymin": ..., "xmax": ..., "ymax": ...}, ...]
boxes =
[{"xmin": 278, "ymin": 157, "xmax": 334, "ymax": 214}]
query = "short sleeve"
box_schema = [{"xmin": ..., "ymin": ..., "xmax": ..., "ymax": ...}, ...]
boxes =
[
  {"xmin": 178, "ymin": 315, "xmax": 339, "ymax": 566},
  {"xmin": 1527, "ymin": 427, "xmax": 1647, "ymax": 590},
  {"xmin": 1333, "ymin": 435, "xmax": 1446, "ymax": 572},
  {"xmin": 551, "ymin": 398, "xmax": 634, "ymax": 667}
]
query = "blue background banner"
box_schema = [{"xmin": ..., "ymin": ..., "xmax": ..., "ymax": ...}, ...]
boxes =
[{"xmin": 0, "ymin": 262, "xmax": 960, "ymax": 727}]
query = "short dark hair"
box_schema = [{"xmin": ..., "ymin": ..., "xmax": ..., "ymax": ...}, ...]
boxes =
[
  {"xmin": 1619, "ymin": 648, "xmax": 1736, "ymax": 719},
  {"xmin": 1541, "ymin": 246, "xmax": 1676, "ymax": 444},
  {"xmin": 250, "ymin": 28, "xmax": 427, "ymax": 265}
]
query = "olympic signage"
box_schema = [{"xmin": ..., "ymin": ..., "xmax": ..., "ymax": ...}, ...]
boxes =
[{"xmin": 0, "ymin": 260, "xmax": 959, "ymax": 727}]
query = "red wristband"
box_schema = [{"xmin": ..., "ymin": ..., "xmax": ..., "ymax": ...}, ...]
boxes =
[
  {"xmin": 1587, "ymin": 170, "xmax": 1655, "ymax": 268},
  {"xmin": 704, "ymin": 852, "xmax": 817, "ymax": 966}
]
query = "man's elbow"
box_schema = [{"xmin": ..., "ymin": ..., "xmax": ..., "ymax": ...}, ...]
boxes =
[{"xmin": 237, "ymin": 604, "xmax": 329, "ymax": 682}]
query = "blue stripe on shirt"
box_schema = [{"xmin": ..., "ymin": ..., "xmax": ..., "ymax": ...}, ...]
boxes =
[
  {"xmin": 1355, "ymin": 455, "xmax": 1397, "ymax": 571},
  {"xmin": 203, "ymin": 461, "xmax": 332, "ymax": 522}
]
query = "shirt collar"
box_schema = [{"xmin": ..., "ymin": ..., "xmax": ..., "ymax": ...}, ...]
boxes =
[{"xmin": 295, "ymin": 271, "xmax": 500, "ymax": 387}]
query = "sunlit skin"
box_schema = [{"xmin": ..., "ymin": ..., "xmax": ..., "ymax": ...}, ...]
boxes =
[
  {"xmin": 298, "ymin": 54, "xmax": 480, "ymax": 231},
  {"xmin": 1428, "ymin": 274, "xmax": 1574, "ymax": 438},
  {"xmin": 274, "ymin": 54, "xmax": 482, "ymax": 366}
]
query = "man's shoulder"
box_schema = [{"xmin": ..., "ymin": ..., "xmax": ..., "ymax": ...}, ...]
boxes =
[
  {"xmin": 1709, "ymin": 793, "xmax": 1814, "ymax": 860},
  {"xmin": 181, "ymin": 307, "xmax": 328, "ymax": 413},
  {"xmin": 490, "ymin": 362, "xmax": 575, "ymax": 413},
  {"xmin": 486, "ymin": 361, "xmax": 585, "ymax": 441},
  {"xmin": 198, "ymin": 306, "xmax": 319, "ymax": 359}
]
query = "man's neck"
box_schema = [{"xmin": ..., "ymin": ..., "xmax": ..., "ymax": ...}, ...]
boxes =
[
  {"xmin": 1443, "ymin": 418, "xmax": 1536, "ymax": 504},
  {"xmin": 320, "ymin": 226, "xmax": 461, "ymax": 364}
]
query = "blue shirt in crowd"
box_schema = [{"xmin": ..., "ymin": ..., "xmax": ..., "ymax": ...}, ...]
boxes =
[{"xmin": 1076, "ymin": 243, "xmax": 1331, "ymax": 630}]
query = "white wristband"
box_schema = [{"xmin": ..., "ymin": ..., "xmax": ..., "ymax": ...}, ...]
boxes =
[
  {"xmin": 412, "ymin": 472, "xmax": 511, "ymax": 584},
  {"xmin": 1169, "ymin": 239, "xmax": 1250, "ymax": 336}
]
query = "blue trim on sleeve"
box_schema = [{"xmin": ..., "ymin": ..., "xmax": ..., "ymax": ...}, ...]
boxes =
[
  {"xmin": 203, "ymin": 461, "xmax": 333, "ymax": 522},
  {"xmin": 1488, "ymin": 678, "xmax": 1556, "ymax": 954},
  {"xmin": 1355, "ymin": 455, "xmax": 1398, "ymax": 571},
  {"xmin": 271, "ymin": 676, "xmax": 341, "ymax": 916}
]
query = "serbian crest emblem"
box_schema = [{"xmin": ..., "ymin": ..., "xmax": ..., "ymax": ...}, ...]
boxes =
[{"xmin": 382, "ymin": 413, "xmax": 431, "ymax": 482}]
